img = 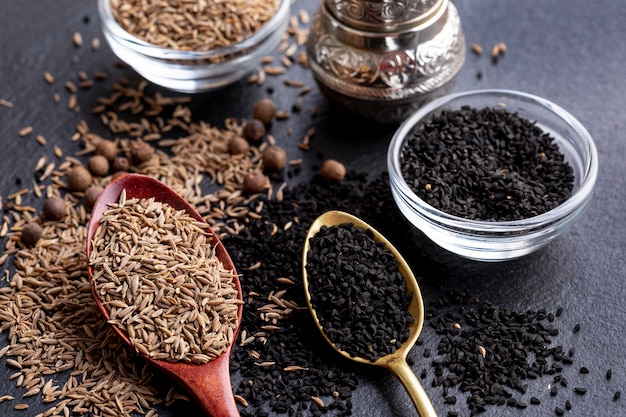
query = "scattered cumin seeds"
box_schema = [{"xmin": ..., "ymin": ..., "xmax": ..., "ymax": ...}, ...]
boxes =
[{"xmin": 0, "ymin": 98, "xmax": 14, "ymax": 108}]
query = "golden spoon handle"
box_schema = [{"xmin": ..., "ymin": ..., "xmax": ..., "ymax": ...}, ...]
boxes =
[{"xmin": 387, "ymin": 358, "xmax": 438, "ymax": 417}]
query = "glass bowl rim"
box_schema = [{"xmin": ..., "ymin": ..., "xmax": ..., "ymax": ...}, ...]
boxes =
[
  {"xmin": 97, "ymin": 0, "xmax": 290, "ymax": 61},
  {"xmin": 387, "ymin": 88, "xmax": 599, "ymax": 233}
]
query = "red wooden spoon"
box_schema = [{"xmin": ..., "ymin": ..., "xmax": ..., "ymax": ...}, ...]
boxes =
[{"xmin": 86, "ymin": 173, "xmax": 242, "ymax": 417}]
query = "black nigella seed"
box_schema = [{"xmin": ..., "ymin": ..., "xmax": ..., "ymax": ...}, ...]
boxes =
[
  {"xmin": 530, "ymin": 397, "xmax": 541, "ymax": 405},
  {"xmin": 448, "ymin": 411, "xmax": 459, "ymax": 417},
  {"xmin": 607, "ymin": 369, "xmax": 613, "ymax": 380},
  {"xmin": 399, "ymin": 106, "xmax": 575, "ymax": 221},
  {"xmin": 614, "ymin": 391, "xmax": 621, "ymax": 401},
  {"xmin": 556, "ymin": 306, "xmax": 564, "ymax": 317},
  {"xmin": 573, "ymin": 323, "xmax": 581, "ymax": 333},
  {"xmin": 550, "ymin": 386, "xmax": 559, "ymax": 396},
  {"xmin": 565, "ymin": 400, "xmax": 572, "ymax": 410},
  {"xmin": 579, "ymin": 366, "xmax": 589, "ymax": 374},
  {"xmin": 560, "ymin": 377, "xmax": 569, "ymax": 387},
  {"xmin": 444, "ymin": 396, "xmax": 457, "ymax": 404},
  {"xmin": 305, "ymin": 223, "xmax": 413, "ymax": 362},
  {"xmin": 574, "ymin": 387, "xmax": 587, "ymax": 395},
  {"xmin": 555, "ymin": 406, "xmax": 564, "ymax": 416}
]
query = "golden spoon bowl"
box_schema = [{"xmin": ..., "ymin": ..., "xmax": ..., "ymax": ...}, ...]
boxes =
[{"xmin": 302, "ymin": 210, "xmax": 436, "ymax": 416}]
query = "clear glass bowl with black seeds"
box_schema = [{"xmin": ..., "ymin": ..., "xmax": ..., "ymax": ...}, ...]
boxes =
[
  {"xmin": 97, "ymin": 0, "xmax": 290, "ymax": 93},
  {"xmin": 387, "ymin": 89, "xmax": 598, "ymax": 261}
]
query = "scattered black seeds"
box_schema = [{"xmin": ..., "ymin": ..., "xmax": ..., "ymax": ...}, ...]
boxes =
[
  {"xmin": 573, "ymin": 323, "xmax": 581, "ymax": 333},
  {"xmin": 447, "ymin": 411, "xmax": 459, "ymax": 417},
  {"xmin": 399, "ymin": 106, "xmax": 575, "ymax": 221},
  {"xmin": 573, "ymin": 387, "xmax": 587, "ymax": 395},
  {"xmin": 565, "ymin": 399, "xmax": 572, "ymax": 410},
  {"xmin": 579, "ymin": 366, "xmax": 589, "ymax": 374},
  {"xmin": 560, "ymin": 377, "xmax": 568, "ymax": 387},
  {"xmin": 555, "ymin": 406, "xmax": 564, "ymax": 416},
  {"xmin": 555, "ymin": 306, "xmax": 564, "ymax": 317},
  {"xmin": 550, "ymin": 386, "xmax": 559, "ymax": 396},
  {"xmin": 614, "ymin": 391, "xmax": 621, "ymax": 401},
  {"xmin": 305, "ymin": 223, "xmax": 414, "ymax": 362},
  {"xmin": 424, "ymin": 289, "xmax": 573, "ymax": 415},
  {"xmin": 606, "ymin": 369, "xmax": 612, "ymax": 380}
]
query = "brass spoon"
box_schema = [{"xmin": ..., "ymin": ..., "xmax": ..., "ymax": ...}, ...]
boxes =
[
  {"xmin": 86, "ymin": 173, "xmax": 242, "ymax": 417},
  {"xmin": 302, "ymin": 210, "xmax": 437, "ymax": 417}
]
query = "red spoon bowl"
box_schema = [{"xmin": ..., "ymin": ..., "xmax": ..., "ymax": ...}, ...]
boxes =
[{"xmin": 86, "ymin": 173, "xmax": 243, "ymax": 417}]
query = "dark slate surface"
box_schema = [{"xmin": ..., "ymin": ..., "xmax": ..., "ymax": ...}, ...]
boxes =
[{"xmin": 1, "ymin": 0, "xmax": 625, "ymax": 416}]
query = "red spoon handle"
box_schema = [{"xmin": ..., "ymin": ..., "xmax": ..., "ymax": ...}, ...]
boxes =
[{"xmin": 159, "ymin": 353, "xmax": 240, "ymax": 417}]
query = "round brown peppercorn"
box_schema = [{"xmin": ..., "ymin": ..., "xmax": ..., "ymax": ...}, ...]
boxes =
[
  {"xmin": 252, "ymin": 99, "xmax": 276, "ymax": 125},
  {"xmin": 228, "ymin": 137, "xmax": 250, "ymax": 155},
  {"xmin": 320, "ymin": 159, "xmax": 346, "ymax": 182},
  {"xmin": 242, "ymin": 119, "xmax": 266, "ymax": 142},
  {"xmin": 262, "ymin": 146, "xmax": 287, "ymax": 172},
  {"xmin": 83, "ymin": 186, "xmax": 104, "ymax": 212},
  {"xmin": 94, "ymin": 139, "xmax": 118, "ymax": 161},
  {"xmin": 88, "ymin": 155, "xmax": 110, "ymax": 177},
  {"xmin": 21, "ymin": 223, "xmax": 43, "ymax": 247},
  {"xmin": 42, "ymin": 196, "xmax": 66, "ymax": 221},
  {"xmin": 66, "ymin": 166, "xmax": 92, "ymax": 191},
  {"xmin": 242, "ymin": 171, "xmax": 267, "ymax": 194},
  {"xmin": 112, "ymin": 156, "xmax": 129, "ymax": 172},
  {"xmin": 130, "ymin": 141, "xmax": 155, "ymax": 165}
]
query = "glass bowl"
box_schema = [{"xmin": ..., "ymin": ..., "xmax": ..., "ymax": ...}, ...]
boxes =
[
  {"xmin": 97, "ymin": 0, "xmax": 290, "ymax": 93},
  {"xmin": 387, "ymin": 89, "xmax": 598, "ymax": 262}
]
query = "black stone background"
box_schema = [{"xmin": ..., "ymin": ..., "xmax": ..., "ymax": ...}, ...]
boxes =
[{"xmin": 0, "ymin": 0, "xmax": 625, "ymax": 416}]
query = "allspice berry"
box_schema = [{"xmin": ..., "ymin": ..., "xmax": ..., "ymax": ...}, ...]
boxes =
[
  {"xmin": 242, "ymin": 119, "xmax": 266, "ymax": 142},
  {"xmin": 21, "ymin": 223, "xmax": 43, "ymax": 247},
  {"xmin": 320, "ymin": 159, "xmax": 346, "ymax": 182},
  {"xmin": 242, "ymin": 171, "xmax": 267, "ymax": 194},
  {"xmin": 88, "ymin": 155, "xmax": 110, "ymax": 177},
  {"xmin": 94, "ymin": 139, "xmax": 118, "ymax": 161},
  {"xmin": 83, "ymin": 186, "xmax": 104, "ymax": 212},
  {"xmin": 252, "ymin": 98, "xmax": 276, "ymax": 125},
  {"xmin": 66, "ymin": 166, "xmax": 92, "ymax": 191},
  {"xmin": 228, "ymin": 137, "xmax": 250, "ymax": 155},
  {"xmin": 262, "ymin": 146, "xmax": 287, "ymax": 172},
  {"xmin": 42, "ymin": 196, "xmax": 66, "ymax": 221},
  {"xmin": 112, "ymin": 156, "xmax": 129, "ymax": 172},
  {"xmin": 130, "ymin": 141, "xmax": 155, "ymax": 165}
]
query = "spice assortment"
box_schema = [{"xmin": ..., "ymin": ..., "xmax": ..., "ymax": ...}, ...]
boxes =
[
  {"xmin": 0, "ymin": 1, "xmax": 618, "ymax": 417},
  {"xmin": 90, "ymin": 193, "xmax": 241, "ymax": 363}
]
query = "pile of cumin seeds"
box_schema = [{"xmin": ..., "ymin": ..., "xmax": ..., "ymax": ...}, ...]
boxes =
[
  {"xmin": 110, "ymin": 0, "xmax": 280, "ymax": 51},
  {"xmin": 0, "ymin": 195, "xmax": 167, "ymax": 416},
  {"xmin": 90, "ymin": 192, "xmax": 242, "ymax": 363},
  {"xmin": 305, "ymin": 223, "xmax": 414, "ymax": 362}
]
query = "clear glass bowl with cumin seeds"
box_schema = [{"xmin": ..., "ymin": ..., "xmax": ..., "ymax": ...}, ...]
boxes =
[
  {"xmin": 387, "ymin": 89, "xmax": 598, "ymax": 261},
  {"xmin": 98, "ymin": 0, "xmax": 290, "ymax": 93}
]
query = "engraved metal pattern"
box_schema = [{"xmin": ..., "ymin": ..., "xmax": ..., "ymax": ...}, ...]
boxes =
[
  {"xmin": 329, "ymin": 0, "xmax": 439, "ymax": 24},
  {"xmin": 308, "ymin": 2, "xmax": 465, "ymax": 123}
]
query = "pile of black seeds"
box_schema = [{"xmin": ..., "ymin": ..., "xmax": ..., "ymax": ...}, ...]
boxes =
[
  {"xmin": 424, "ymin": 289, "xmax": 579, "ymax": 416},
  {"xmin": 224, "ymin": 172, "xmax": 435, "ymax": 416},
  {"xmin": 400, "ymin": 106, "xmax": 575, "ymax": 221},
  {"xmin": 305, "ymin": 223, "xmax": 414, "ymax": 362}
]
